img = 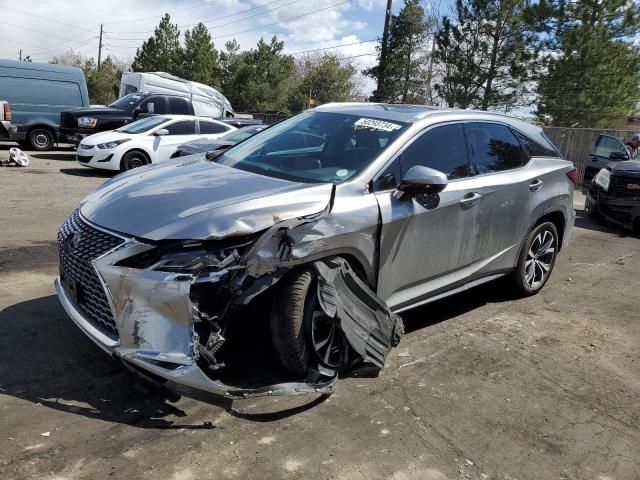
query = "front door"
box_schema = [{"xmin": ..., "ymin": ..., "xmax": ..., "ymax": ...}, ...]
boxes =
[
  {"xmin": 587, "ymin": 134, "xmax": 628, "ymax": 179},
  {"xmin": 374, "ymin": 123, "xmax": 482, "ymax": 311}
]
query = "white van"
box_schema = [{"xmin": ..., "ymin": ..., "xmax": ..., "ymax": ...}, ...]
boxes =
[{"xmin": 119, "ymin": 72, "xmax": 234, "ymax": 118}]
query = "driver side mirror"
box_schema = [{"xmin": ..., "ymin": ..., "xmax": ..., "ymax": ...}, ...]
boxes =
[
  {"xmin": 154, "ymin": 128, "xmax": 169, "ymax": 137},
  {"xmin": 396, "ymin": 165, "xmax": 448, "ymax": 198},
  {"xmin": 609, "ymin": 151, "xmax": 629, "ymax": 160},
  {"xmin": 132, "ymin": 107, "xmax": 142, "ymax": 119}
]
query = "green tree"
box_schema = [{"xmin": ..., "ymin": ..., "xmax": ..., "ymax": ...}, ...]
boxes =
[
  {"xmin": 530, "ymin": 0, "xmax": 640, "ymax": 126},
  {"xmin": 181, "ymin": 23, "xmax": 218, "ymax": 86},
  {"xmin": 288, "ymin": 54, "xmax": 358, "ymax": 112},
  {"xmin": 365, "ymin": 0, "xmax": 429, "ymax": 103},
  {"xmin": 218, "ymin": 36, "xmax": 294, "ymax": 112},
  {"xmin": 434, "ymin": 0, "xmax": 535, "ymax": 111},
  {"xmin": 132, "ymin": 14, "xmax": 182, "ymax": 74}
]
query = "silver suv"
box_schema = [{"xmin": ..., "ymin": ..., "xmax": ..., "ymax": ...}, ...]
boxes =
[{"xmin": 56, "ymin": 104, "xmax": 576, "ymax": 398}]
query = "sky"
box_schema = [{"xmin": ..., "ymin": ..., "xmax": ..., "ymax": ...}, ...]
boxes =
[{"xmin": 0, "ymin": 0, "xmax": 400, "ymax": 90}]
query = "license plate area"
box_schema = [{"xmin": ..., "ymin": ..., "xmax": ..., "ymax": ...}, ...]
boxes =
[{"xmin": 60, "ymin": 268, "xmax": 82, "ymax": 306}]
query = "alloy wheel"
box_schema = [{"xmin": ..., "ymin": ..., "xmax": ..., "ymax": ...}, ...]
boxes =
[
  {"xmin": 524, "ymin": 229, "xmax": 556, "ymax": 289},
  {"xmin": 308, "ymin": 308, "xmax": 350, "ymax": 370}
]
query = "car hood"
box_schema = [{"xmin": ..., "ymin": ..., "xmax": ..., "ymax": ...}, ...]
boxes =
[
  {"xmin": 63, "ymin": 106, "xmax": 127, "ymax": 117},
  {"xmin": 178, "ymin": 139, "xmax": 235, "ymax": 155},
  {"xmin": 610, "ymin": 160, "xmax": 640, "ymax": 176},
  {"xmin": 81, "ymin": 130, "xmax": 133, "ymax": 146},
  {"xmin": 80, "ymin": 157, "xmax": 334, "ymax": 241}
]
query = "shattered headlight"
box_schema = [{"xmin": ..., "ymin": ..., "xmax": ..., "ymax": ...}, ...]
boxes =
[
  {"xmin": 97, "ymin": 138, "xmax": 131, "ymax": 149},
  {"xmin": 78, "ymin": 117, "xmax": 98, "ymax": 128},
  {"xmin": 594, "ymin": 168, "xmax": 610, "ymax": 191}
]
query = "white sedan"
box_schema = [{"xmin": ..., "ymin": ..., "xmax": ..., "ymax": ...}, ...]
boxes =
[{"xmin": 76, "ymin": 115, "xmax": 236, "ymax": 171}]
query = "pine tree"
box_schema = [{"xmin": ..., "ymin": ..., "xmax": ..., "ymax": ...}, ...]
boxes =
[
  {"xmin": 530, "ymin": 0, "xmax": 640, "ymax": 126},
  {"xmin": 434, "ymin": 0, "xmax": 535, "ymax": 111},
  {"xmin": 181, "ymin": 23, "xmax": 218, "ymax": 86},
  {"xmin": 131, "ymin": 14, "xmax": 182, "ymax": 74},
  {"xmin": 365, "ymin": 0, "xmax": 429, "ymax": 103}
]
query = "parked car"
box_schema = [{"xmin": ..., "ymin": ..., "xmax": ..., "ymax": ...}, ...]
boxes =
[
  {"xmin": 56, "ymin": 104, "xmax": 575, "ymax": 398},
  {"xmin": 219, "ymin": 117, "xmax": 264, "ymax": 129},
  {"xmin": 0, "ymin": 60, "xmax": 90, "ymax": 150},
  {"xmin": 0, "ymin": 100, "xmax": 16, "ymax": 141},
  {"xmin": 76, "ymin": 115, "xmax": 235, "ymax": 171},
  {"xmin": 61, "ymin": 92, "xmax": 234, "ymax": 144},
  {"xmin": 584, "ymin": 133, "xmax": 633, "ymax": 181},
  {"xmin": 585, "ymin": 161, "xmax": 640, "ymax": 231},
  {"xmin": 174, "ymin": 125, "xmax": 266, "ymax": 158},
  {"xmin": 120, "ymin": 71, "xmax": 234, "ymax": 118}
]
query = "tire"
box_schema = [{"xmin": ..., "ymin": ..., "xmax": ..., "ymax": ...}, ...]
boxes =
[
  {"xmin": 270, "ymin": 267, "xmax": 351, "ymax": 377},
  {"xmin": 120, "ymin": 150, "xmax": 150, "ymax": 171},
  {"xmin": 28, "ymin": 128, "xmax": 55, "ymax": 151},
  {"xmin": 513, "ymin": 222, "xmax": 559, "ymax": 296},
  {"xmin": 584, "ymin": 195, "xmax": 600, "ymax": 221}
]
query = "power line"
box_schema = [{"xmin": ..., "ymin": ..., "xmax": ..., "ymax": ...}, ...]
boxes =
[
  {"xmin": 102, "ymin": 0, "xmax": 212, "ymax": 25},
  {"xmin": 286, "ymin": 39, "xmax": 377, "ymax": 56},
  {"xmin": 0, "ymin": 21, "xmax": 85, "ymax": 41},
  {"xmin": 210, "ymin": 0, "xmax": 354, "ymax": 40},
  {"xmin": 0, "ymin": 35, "xmax": 61, "ymax": 54},
  {"xmin": 0, "ymin": 4, "xmax": 95, "ymax": 32}
]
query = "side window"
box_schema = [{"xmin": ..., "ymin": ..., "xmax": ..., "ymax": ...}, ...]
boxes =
[
  {"xmin": 513, "ymin": 130, "xmax": 559, "ymax": 159},
  {"xmin": 165, "ymin": 120, "xmax": 196, "ymax": 135},
  {"xmin": 465, "ymin": 122, "xmax": 524, "ymax": 174},
  {"xmin": 199, "ymin": 121, "xmax": 229, "ymax": 134},
  {"xmin": 139, "ymin": 96, "xmax": 166, "ymax": 114},
  {"xmin": 593, "ymin": 135, "xmax": 627, "ymax": 157},
  {"xmin": 168, "ymin": 97, "xmax": 191, "ymax": 115},
  {"xmin": 400, "ymin": 124, "xmax": 469, "ymax": 180}
]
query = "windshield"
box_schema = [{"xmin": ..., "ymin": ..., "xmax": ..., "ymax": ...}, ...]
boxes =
[
  {"xmin": 117, "ymin": 116, "xmax": 169, "ymax": 134},
  {"xmin": 109, "ymin": 94, "xmax": 144, "ymax": 111},
  {"xmin": 216, "ymin": 111, "xmax": 409, "ymax": 183},
  {"xmin": 222, "ymin": 126, "xmax": 263, "ymax": 143}
]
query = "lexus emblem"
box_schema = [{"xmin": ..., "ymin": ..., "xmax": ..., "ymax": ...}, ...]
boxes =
[{"xmin": 63, "ymin": 232, "xmax": 81, "ymax": 255}]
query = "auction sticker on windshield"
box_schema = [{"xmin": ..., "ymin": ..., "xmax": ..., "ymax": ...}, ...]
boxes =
[{"xmin": 354, "ymin": 118, "xmax": 402, "ymax": 132}]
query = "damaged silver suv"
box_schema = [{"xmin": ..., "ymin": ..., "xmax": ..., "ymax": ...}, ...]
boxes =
[{"xmin": 56, "ymin": 104, "xmax": 576, "ymax": 398}]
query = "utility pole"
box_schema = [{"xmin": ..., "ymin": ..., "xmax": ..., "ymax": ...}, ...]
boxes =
[
  {"xmin": 376, "ymin": 0, "xmax": 393, "ymax": 101},
  {"xmin": 19, "ymin": 49, "xmax": 22, "ymax": 62},
  {"xmin": 97, "ymin": 24, "xmax": 103, "ymax": 68}
]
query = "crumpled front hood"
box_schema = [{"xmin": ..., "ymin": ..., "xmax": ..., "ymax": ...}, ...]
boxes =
[{"xmin": 80, "ymin": 158, "xmax": 334, "ymax": 241}]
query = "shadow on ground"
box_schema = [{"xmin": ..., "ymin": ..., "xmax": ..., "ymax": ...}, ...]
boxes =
[{"xmin": 60, "ymin": 168, "xmax": 114, "ymax": 178}]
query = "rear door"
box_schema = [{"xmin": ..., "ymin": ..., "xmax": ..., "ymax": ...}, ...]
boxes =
[
  {"xmin": 588, "ymin": 134, "xmax": 628, "ymax": 178},
  {"xmin": 152, "ymin": 120, "xmax": 197, "ymax": 162},
  {"xmin": 198, "ymin": 120, "xmax": 232, "ymax": 139}
]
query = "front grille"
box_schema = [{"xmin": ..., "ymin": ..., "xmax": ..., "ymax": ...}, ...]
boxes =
[
  {"xmin": 58, "ymin": 210, "xmax": 125, "ymax": 339},
  {"xmin": 610, "ymin": 175, "xmax": 640, "ymax": 199},
  {"xmin": 61, "ymin": 112, "xmax": 76, "ymax": 128}
]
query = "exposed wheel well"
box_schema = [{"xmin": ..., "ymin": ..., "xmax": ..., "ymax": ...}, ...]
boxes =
[{"xmin": 535, "ymin": 211, "xmax": 566, "ymax": 248}]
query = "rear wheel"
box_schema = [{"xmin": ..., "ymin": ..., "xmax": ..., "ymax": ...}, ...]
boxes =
[
  {"xmin": 514, "ymin": 222, "xmax": 558, "ymax": 296},
  {"xmin": 270, "ymin": 268, "xmax": 351, "ymax": 377},
  {"xmin": 120, "ymin": 150, "xmax": 150, "ymax": 171},
  {"xmin": 28, "ymin": 128, "xmax": 55, "ymax": 151}
]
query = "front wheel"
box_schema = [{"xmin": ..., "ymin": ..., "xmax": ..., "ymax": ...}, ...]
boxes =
[
  {"xmin": 120, "ymin": 150, "xmax": 149, "ymax": 171},
  {"xmin": 514, "ymin": 222, "xmax": 559, "ymax": 296},
  {"xmin": 584, "ymin": 195, "xmax": 600, "ymax": 221},
  {"xmin": 270, "ymin": 268, "xmax": 351, "ymax": 377}
]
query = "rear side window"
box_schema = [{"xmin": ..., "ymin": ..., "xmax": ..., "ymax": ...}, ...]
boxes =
[
  {"xmin": 166, "ymin": 120, "xmax": 196, "ymax": 135},
  {"xmin": 465, "ymin": 122, "xmax": 524, "ymax": 174},
  {"xmin": 514, "ymin": 131, "xmax": 560, "ymax": 158},
  {"xmin": 1, "ymin": 77, "xmax": 82, "ymax": 106},
  {"xmin": 199, "ymin": 121, "xmax": 229, "ymax": 134},
  {"xmin": 168, "ymin": 97, "xmax": 191, "ymax": 115},
  {"xmin": 139, "ymin": 96, "xmax": 166, "ymax": 114},
  {"xmin": 400, "ymin": 124, "xmax": 469, "ymax": 179},
  {"xmin": 593, "ymin": 135, "xmax": 627, "ymax": 157}
]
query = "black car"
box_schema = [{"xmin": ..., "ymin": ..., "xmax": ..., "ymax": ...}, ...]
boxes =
[
  {"xmin": 585, "ymin": 160, "xmax": 640, "ymax": 231},
  {"xmin": 174, "ymin": 125, "xmax": 265, "ymax": 158},
  {"xmin": 60, "ymin": 93, "xmax": 200, "ymax": 144}
]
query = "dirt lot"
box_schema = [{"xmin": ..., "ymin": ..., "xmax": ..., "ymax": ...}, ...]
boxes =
[{"xmin": 1, "ymin": 145, "xmax": 639, "ymax": 480}]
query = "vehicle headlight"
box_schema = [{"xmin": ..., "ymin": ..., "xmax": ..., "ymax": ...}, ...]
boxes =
[
  {"xmin": 97, "ymin": 138, "xmax": 131, "ymax": 149},
  {"xmin": 593, "ymin": 168, "xmax": 610, "ymax": 191},
  {"xmin": 78, "ymin": 117, "xmax": 98, "ymax": 128}
]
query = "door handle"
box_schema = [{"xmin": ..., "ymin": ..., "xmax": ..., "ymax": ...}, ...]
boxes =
[
  {"xmin": 460, "ymin": 192, "xmax": 482, "ymax": 209},
  {"xmin": 529, "ymin": 179, "xmax": 544, "ymax": 192}
]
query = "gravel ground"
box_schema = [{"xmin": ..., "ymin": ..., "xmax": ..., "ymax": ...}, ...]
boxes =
[{"xmin": 1, "ymin": 145, "xmax": 638, "ymax": 480}]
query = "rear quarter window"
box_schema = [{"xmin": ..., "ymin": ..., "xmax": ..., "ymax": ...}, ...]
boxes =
[{"xmin": 514, "ymin": 130, "xmax": 560, "ymax": 158}]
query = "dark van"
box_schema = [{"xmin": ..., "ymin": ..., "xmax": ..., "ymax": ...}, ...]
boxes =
[{"xmin": 0, "ymin": 60, "xmax": 89, "ymax": 150}]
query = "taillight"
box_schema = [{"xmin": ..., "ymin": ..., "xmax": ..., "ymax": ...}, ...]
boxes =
[
  {"xmin": 3, "ymin": 103, "xmax": 10, "ymax": 122},
  {"xmin": 566, "ymin": 167, "xmax": 578, "ymax": 186}
]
